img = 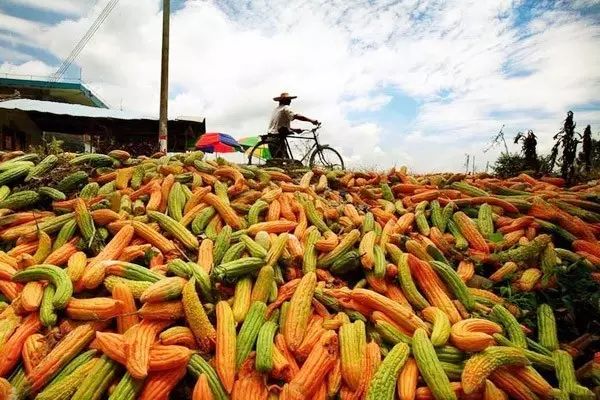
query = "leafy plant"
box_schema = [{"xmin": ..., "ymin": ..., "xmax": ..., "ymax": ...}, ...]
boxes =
[
  {"xmin": 493, "ymin": 258, "xmax": 600, "ymax": 340},
  {"xmin": 549, "ymin": 111, "xmax": 579, "ymax": 184},
  {"xmin": 538, "ymin": 261, "xmax": 600, "ymax": 339},
  {"xmin": 578, "ymin": 124, "xmax": 592, "ymax": 173},
  {"xmin": 28, "ymin": 135, "xmax": 64, "ymax": 156},
  {"xmin": 538, "ymin": 154, "xmax": 555, "ymax": 175},
  {"xmin": 491, "ymin": 152, "xmax": 525, "ymax": 178},
  {"xmin": 497, "ymin": 284, "xmax": 538, "ymax": 325},
  {"xmin": 514, "ymin": 130, "xmax": 539, "ymax": 172},
  {"xmin": 46, "ymin": 136, "xmax": 65, "ymax": 155}
]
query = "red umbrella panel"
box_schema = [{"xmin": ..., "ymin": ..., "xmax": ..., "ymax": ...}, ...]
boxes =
[{"xmin": 195, "ymin": 133, "xmax": 242, "ymax": 153}]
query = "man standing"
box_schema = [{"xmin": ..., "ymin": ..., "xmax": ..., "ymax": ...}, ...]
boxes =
[{"xmin": 267, "ymin": 92, "xmax": 319, "ymax": 159}]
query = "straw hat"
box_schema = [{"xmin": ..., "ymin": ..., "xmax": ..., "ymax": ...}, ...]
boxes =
[{"xmin": 273, "ymin": 92, "xmax": 297, "ymax": 101}]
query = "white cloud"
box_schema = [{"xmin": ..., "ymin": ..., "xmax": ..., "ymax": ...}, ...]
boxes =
[
  {"xmin": 0, "ymin": 13, "xmax": 45, "ymax": 38},
  {"xmin": 569, "ymin": 0, "xmax": 600, "ymax": 8},
  {"xmin": 0, "ymin": 31, "xmax": 34, "ymax": 48},
  {"xmin": 340, "ymin": 95, "xmax": 393, "ymax": 112},
  {"xmin": 4, "ymin": 0, "xmax": 96, "ymax": 16},
  {"xmin": 1, "ymin": 0, "xmax": 599, "ymax": 171},
  {"xmin": 0, "ymin": 47, "xmax": 31, "ymax": 64},
  {"xmin": 0, "ymin": 60, "xmax": 55, "ymax": 77}
]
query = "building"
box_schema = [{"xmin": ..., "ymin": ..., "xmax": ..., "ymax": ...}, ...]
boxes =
[
  {"xmin": 0, "ymin": 77, "xmax": 205, "ymax": 154},
  {"xmin": 0, "ymin": 76, "xmax": 108, "ymax": 108}
]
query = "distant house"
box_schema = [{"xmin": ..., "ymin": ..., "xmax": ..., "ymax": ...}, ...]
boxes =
[{"xmin": 0, "ymin": 77, "xmax": 205, "ymax": 154}]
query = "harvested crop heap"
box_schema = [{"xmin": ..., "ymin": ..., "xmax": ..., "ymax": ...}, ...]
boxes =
[{"xmin": 0, "ymin": 149, "xmax": 598, "ymax": 400}]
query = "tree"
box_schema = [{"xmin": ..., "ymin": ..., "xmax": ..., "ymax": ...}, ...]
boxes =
[
  {"xmin": 492, "ymin": 152, "xmax": 525, "ymax": 178},
  {"xmin": 579, "ymin": 124, "xmax": 592, "ymax": 173},
  {"xmin": 549, "ymin": 111, "xmax": 579, "ymax": 184},
  {"xmin": 514, "ymin": 130, "xmax": 539, "ymax": 172},
  {"xmin": 591, "ymin": 137, "xmax": 600, "ymax": 169}
]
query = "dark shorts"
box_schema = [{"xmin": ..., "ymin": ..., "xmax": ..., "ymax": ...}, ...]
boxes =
[{"xmin": 268, "ymin": 127, "xmax": 291, "ymax": 158}]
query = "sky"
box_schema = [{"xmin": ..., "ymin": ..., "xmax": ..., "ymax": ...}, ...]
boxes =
[{"xmin": 1, "ymin": 0, "xmax": 599, "ymax": 171}]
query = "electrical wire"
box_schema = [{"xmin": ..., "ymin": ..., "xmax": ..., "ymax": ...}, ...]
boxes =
[{"xmin": 50, "ymin": 0, "xmax": 120, "ymax": 82}]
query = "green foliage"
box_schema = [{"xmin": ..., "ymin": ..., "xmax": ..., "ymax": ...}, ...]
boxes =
[
  {"xmin": 539, "ymin": 261, "xmax": 600, "ymax": 339},
  {"xmin": 576, "ymin": 133, "xmax": 600, "ymax": 180},
  {"xmin": 578, "ymin": 125, "xmax": 593, "ymax": 172},
  {"xmin": 46, "ymin": 136, "xmax": 65, "ymax": 155},
  {"xmin": 487, "ymin": 232, "xmax": 504, "ymax": 243},
  {"xmin": 496, "ymin": 260, "xmax": 600, "ymax": 339},
  {"xmin": 29, "ymin": 136, "xmax": 64, "ymax": 157},
  {"xmin": 497, "ymin": 284, "xmax": 538, "ymax": 326},
  {"xmin": 492, "ymin": 152, "xmax": 525, "ymax": 178},
  {"xmin": 538, "ymin": 154, "xmax": 555, "ymax": 175},
  {"xmin": 589, "ymin": 137, "xmax": 600, "ymax": 168},
  {"xmin": 514, "ymin": 130, "xmax": 539, "ymax": 171},
  {"xmin": 492, "ymin": 113, "xmax": 599, "ymax": 183},
  {"xmin": 549, "ymin": 111, "xmax": 579, "ymax": 184}
]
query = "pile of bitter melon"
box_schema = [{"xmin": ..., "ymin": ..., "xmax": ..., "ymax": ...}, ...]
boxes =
[{"xmin": 0, "ymin": 149, "xmax": 598, "ymax": 400}]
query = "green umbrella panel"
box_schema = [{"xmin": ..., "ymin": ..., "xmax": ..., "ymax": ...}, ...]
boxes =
[
  {"xmin": 245, "ymin": 144, "xmax": 271, "ymax": 160},
  {"xmin": 238, "ymin": 136, "xmax": 261, "ymax": 148},
  {"xmin": 239, "ymin": 136, "xmax": 271, "ymax": 160}
]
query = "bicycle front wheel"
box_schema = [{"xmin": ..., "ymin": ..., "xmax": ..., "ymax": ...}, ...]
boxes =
[{"xmin": 309, "ymin": 146, "xmax": 344, "ymax": 170}]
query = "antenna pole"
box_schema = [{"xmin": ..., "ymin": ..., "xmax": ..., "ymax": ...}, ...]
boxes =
[{"xmin": 158, "ymin": 0, "xmax": 170, "ymax": 153}]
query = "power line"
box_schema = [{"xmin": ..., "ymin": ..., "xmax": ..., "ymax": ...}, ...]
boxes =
[
  {"xmin": 50, "ymin": 0, "xmax": 120, "ymax": 82},
  {"xmin": 483, "ymin": 124, "xmax": 508, "ymax": 154}
]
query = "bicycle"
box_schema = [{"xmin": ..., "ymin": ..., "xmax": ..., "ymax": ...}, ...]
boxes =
[{"xmin": 247, "ymin": 124, "xmax": 344, "ymax": 169}]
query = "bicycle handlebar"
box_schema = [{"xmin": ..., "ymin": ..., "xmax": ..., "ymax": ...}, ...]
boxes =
[{"xmin": 297, "ymin": 123, "xmax": 322, "ymax": 135}]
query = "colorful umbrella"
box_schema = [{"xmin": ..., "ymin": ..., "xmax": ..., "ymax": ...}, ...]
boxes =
[
  {"xmin": 245, "ymin": 144, "xmax": 271, "ymax": 160},
  {"xmin": 195, "ymin": 133, "xmax": 242, "ymax": 153},
  {"xmin": 238, "ymin": 136, "xmax": 261, "ymax": 149}
]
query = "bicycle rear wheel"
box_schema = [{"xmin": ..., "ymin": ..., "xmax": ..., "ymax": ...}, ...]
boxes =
[{"xmin": 309, "ymin": 146, "xmax": 344, "ymax": 170}]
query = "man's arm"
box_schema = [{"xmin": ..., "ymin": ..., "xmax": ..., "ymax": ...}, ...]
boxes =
[{"xmin": 293, "ymin": 114, "xmax": 319, "ymax": 125}]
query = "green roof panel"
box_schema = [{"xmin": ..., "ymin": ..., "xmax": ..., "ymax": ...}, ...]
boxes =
[{"xmin": 0, "ymin": 77, "xmax": 107, "ymax": 108}]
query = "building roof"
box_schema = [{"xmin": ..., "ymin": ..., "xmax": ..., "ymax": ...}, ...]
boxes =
[
  {"xmin": 0, "ymin": 77, "xmax": 108, "ymax": 108},
  {"xmin": 0, "ymin": 99, "xmax": 203, "ymax": 123},
  {"xmin": 0, "ymin": 99, "xmax": 205, "ymax": 154}
]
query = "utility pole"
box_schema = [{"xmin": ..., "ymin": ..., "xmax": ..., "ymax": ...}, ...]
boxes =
[{"xmin": 158, "ymin": 0, "xmax": 170, "ymax": 153}]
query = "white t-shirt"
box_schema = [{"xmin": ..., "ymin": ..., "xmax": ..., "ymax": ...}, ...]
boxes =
[{"xmin": 268, "ymin": 105, "xmax": 295, "ymax": 134}]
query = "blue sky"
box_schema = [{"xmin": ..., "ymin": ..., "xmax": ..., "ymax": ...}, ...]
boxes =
[{"xmin": 1, "ymin": 0, "xmax": 599, "ymax": 171}]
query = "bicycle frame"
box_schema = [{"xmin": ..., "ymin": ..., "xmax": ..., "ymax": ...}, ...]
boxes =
[
  {"xmin": 282, "ymin": 128, "xmax": 323, "ymax": 163},
  {"xmin": 250, "ymin": 124, "xmax": 342, "ymax": 168}
]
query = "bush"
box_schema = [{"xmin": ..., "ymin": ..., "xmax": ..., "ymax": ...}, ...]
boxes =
[
  {"xmin": 538, "ymin": 154, "xmax": 555, "ymax": 175},
  {"xmin": 492, "ymin": 153, "xmax": 525, "ymax": 178}
]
